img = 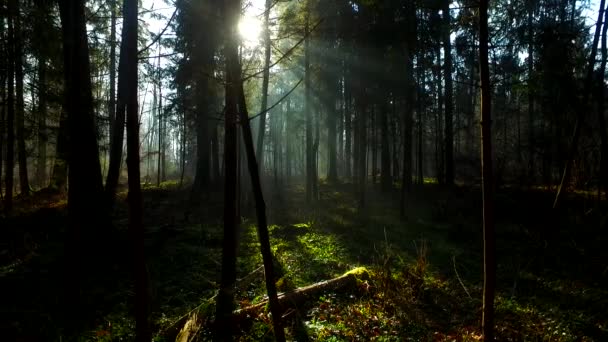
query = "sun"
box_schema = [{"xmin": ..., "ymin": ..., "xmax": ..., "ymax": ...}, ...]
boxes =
[{"xmin": 238, "ymin": 16, "xmax": 262, "ymax": 49}]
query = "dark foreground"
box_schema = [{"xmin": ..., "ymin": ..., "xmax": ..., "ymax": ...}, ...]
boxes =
[{"xmin": 1, "ymin": 181, "xmax": 607, "ymax": 341}]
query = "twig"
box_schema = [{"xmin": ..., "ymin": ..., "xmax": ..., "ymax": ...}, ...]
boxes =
[{"xmin": 452, "ymin": 255, "xmax": 472, "ymax": 299}]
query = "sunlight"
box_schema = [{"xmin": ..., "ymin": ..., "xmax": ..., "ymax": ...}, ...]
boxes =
[{"xmin": 238, "ymin": 16, "xmax": 262, "ymax": 49}]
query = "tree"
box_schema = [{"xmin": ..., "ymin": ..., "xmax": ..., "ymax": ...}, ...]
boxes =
[
  {"xmin": 13, "ymin": 0, "xmax": 29, "ymax": 195},
  {"xmin": 479, "ymin": 0, "xmax": 496, "ymax": 339},
  {"xmin": 215, "ymin": 0, "xmax": 240, "ymax": 338},
  {"xmin": 4, "ymin": 0, "xmax": 15, "ymax": 213},
  {"xmin": 123, "ymin": 0, "xmax": 151, "ymax": 338},
  {"xmin": 58, "ymin": 0, "xmax": 106, "ymax": 318},
  {"xmin": 443, "ymin": 0, "xmax": 454, "ymax": 186}
]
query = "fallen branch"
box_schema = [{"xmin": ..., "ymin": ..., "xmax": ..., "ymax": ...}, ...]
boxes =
[
  {"xmin": 235, "ymin": 267, "xmax": 370, "ymax": 319},
  {"xmin": 170, "ymin": 267, "xmax": 370, "ymax": 342}
]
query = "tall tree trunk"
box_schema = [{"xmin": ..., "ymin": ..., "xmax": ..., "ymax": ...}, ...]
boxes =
[
  {"xmin": 380, "ymin": 101, "xmax": 391, "ymax": 191},
  {"xmin": 211, "ymin": 121, "xmax": 221, "ymax": 184},
  {"xmin": 554, "ymin": 0, "xmax": 606, "ymax": 208},
  {"xmin": 58, "ymin": 0, "xmax": 106, "ymax": 326},
  {"xmin": 344, "ymin": 74, "xmax": 352, "ymax": 180},
  {"xmin": 443, "ymin": 0, "xmax": 454, "ymax": 186},
  {"xmin": 598, "ymin": 5, "xmax": 608, "ymax": 199},
  {"xmin": 122, "ymin": 0, "xmax": 151, "ymax": 338},
  {"xmin": 400, "ymin": 2, "xmax": 416, "ymax": 217},
  {"xmin": 36, "ymin": 54, "xmax": 48, "ymax": 189},
  {"xmin": 4, "ymin": 4, "xmax": 15, "ymax": 213},
  {"xmin": 14, "ymin": 0, "xmax": 29, "ymax": 194},
  {"xmin": 49, "ymin": 109, "xmax": 68, "ymax": 192},
  {"xmin": 327, "ymin": 81, "xmax": 338, "ymax": 182},
  {"xmin": 108, "ymin": 0, "xmax": 117, "ymax": 147},
  {"xmin": 357, "ymin": 98, "xmax": 367, "ymax": 209},
  {"xmin": 305, "ymin": 6, "xmax": 313, "ymax": 203},
  {"xmin": 237, "ymin": 76, "xmax": 287, "ymax": 342},
  {"xmin": 527, "ymin": 5, "xmax": 535, "ymax": 181},
  {"xmin": 0, "ymin": 15, "xmax": 5, "ymax": 200},
  {"xmin": 479, "ymin": 0, "xmax": 496, "ymax": 339},
  {"xmin": 105, "ymin": 22, "xmax": 129, "ymax": 207},
  {"xmin": 256, "ymin": 0, "xmax": 272, "ymax": 171},
  {"xmin": 215, "ymin": 0, "xmax": 240, "ymax": 339}
]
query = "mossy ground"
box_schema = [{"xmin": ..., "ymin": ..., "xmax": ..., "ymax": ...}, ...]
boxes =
[{"xmin": 1, "ymin": 180, "xmax": 607, "ymax": 341}]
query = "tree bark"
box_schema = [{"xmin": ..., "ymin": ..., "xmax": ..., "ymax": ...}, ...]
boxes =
[
  {"xmin": 108, "ymin": 0, "xmax": 117, "ymax": 148},
  {"xmin": 479, "ymin": 1, "xmax": 496, "ymax": 339}
]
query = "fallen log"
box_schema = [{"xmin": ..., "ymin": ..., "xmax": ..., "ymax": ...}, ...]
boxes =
[
  {"xmin": 171, "ymin": 267, "xmax": 370, "ymax": 342},
  {"xmin": 235, "ymin": 267, "xmax": 370, "ymax": 319}
]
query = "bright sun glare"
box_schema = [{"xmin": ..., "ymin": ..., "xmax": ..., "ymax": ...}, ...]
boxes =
[{"xmin": 238, "ymin": 16, "xmax": 262, "ymax": 48}]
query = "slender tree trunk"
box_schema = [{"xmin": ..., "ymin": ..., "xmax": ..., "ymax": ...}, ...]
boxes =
[
  {"xmin": 0, "ymin": 16, "xmax": 4, "ymax": 199},
  {"xmin": 554, "ymin": 0, "xmax": 606, "ymax": 208},
  {"xmin": 237, "ymin": 77, "xmax": 287, "ymax": 342},
  {"xmin": 598, "ymin": 5, "xmax": 608, "ymax": 199},
  {"xmin": 49, "ymin": 110, "xmax": 68, "ymax": 192},
  {"xmin": 527, "ymin": 5, "xmax": 535, "ymax": 181},
  {"xmin": 4, "ymin": 5, "xmax": 15, "ymax": 213},
  {"xmin": 108, "ymin": 0, "xmax": 117, "ymax": 146},
  {"xmin": 443, "ymin": 0, "xmax": 454, "ymax": 186},
  {"xmin": 380, "ymin": 101, "xmax": 391, "ymax": 191},
  {"xmin": 305, "ymin": 7, "xmax": 313, "ymax": 203},
  {"xmin": 401, "ymin": 2, "xmax": 416, "ymax": 216},
  {"xmin": 215, "ymin": 0, "xmax": 240, "ymax": 339},
  {"xmin": 14, "ymin": 0, "xmax": 29, "ymax": 194},
  {"xmin": 357, "ymin": 98, "xmax": 367, "ymax": 209},
  {"xmin": 327, "ymin": 80, "xmax": 338, "ymax": 182},
  {"xmin": 105, "ymin": 22, "xmax": 129, "ymax": 207},
  {"xmin": 479, "ymin": 1, "xmax": 496, "ymax": 339},
  {"xmin": 256, "ymin": 0, "xmax": 272, "ymax": 171},
  {"xmin": 344, "ymin": 75, "xmax": 352, "ymax": 180},
  {"xmin": 36, "ymin": 54, "xmax": 48, "ymax": 189}
]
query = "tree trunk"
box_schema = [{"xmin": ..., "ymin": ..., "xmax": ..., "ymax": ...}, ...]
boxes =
[
  {"xmin": 105, "ymin": 22, "xmax": 129, "ymax": 207},
  {"xmin": 380, "ymin": 101, "xmax": 391, "ymax": 191},
  {"xmin": 4, "ymin": 4, "xmax": 15, "ymax": 213},
  {"xmin": 305, "ymin": 7, "xmax": 313, "ymax": 203},
  {"xmin": 400, "ymin": 2, "xmax": 416, "ymax": 216},
  {"xmin": 256, "ymin": 0, "xmax": 272, "ymax": 172},
  {"xmin": 479, "ymin": 1, "xmax": 496, "ymax": 339},
  {"xmin": 527, "ymin": 5, "xmax": 535, "ymax": 181},
  {"xmin": 49, "ymin": 109, "xmax": 68, "ymax": 192},
  {"xmin": 443, "ymin": 0, "xmax": 454, "ymax": 186},
  {"xmin": 122, "ymin": 0, "xmax": 151, "ymax": 338},
  {"xmin": 36, "ymin": 54, "xmax": 48, "ymax": 189},
  {"xmin": 554, "ymin": 0, "xmax": 606, "ymax": 208},
  {"xmin": 0, "ymin": 15, "xmax": 5, "ymax": 200},
  {"xmin": 327, "ymin": 80, "xmax": 338, "ymax": 182},
  {"xmin": 215, "ymin": 0, "xmax": 240, "ymax": 339},
  {"xmin": 237, "ymin": 74, "xmax": 287, "ymax": 342},
  {"xmin": 108, "ymin": 0, "xmax": 117, "ymax": 148},
  {"xmin": 598, "ymin": 5, "xmax": 608, "ymax": 200},
  {"xmin": 14, "ymin": 0, "xmax": 29, "ymax": 194},
  {"xmin": 58, "ymin": 0, "xmax": 106, "ymax": 326}
]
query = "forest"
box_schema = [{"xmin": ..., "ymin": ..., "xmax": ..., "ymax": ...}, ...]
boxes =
[{"xmin": 1, "ymin": 0, "xmax": 607, "ymax": 340}]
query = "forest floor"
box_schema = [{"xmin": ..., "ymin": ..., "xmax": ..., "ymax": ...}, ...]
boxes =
[{"xmin": 1, "ymin": 180, "xmax": 608, "ymax": 341}]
